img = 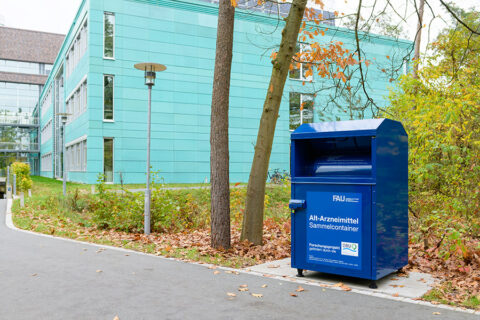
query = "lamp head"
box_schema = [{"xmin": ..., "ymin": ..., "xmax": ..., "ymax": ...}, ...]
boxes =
[
  {"xmin": 134, "ymin": 63, "xmax": 166, "ymax": 87},
  {"xmin": 57, "ymin": 112, "xmax": 71, "ymax": 125}
]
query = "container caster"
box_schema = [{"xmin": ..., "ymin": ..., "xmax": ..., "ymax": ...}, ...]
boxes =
[
  {"xmin": 369, "ymin": 281, "xmax": 377, "ymax": 289},
  {"xmin": 297, "ymin": 269, "xmax": 305, "ymax": 277}
]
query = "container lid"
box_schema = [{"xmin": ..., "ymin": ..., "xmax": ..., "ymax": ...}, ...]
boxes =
[{"xmin": 291, "ymin": 118, "xmax": 405, "ymax": 139}]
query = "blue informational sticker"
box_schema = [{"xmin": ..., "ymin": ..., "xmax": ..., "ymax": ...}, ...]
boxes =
[{"xmin": 306, "ymin": 191, "xmax": 362, "ymax": 270}]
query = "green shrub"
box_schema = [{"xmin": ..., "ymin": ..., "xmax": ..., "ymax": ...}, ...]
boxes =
[
  {"xmin": 11, "ymin": 162, "xmax": 33, "ymax": 192},
  {"xmin": 387, "ymin": 13, "xmax": 480, "ymax": 260}
]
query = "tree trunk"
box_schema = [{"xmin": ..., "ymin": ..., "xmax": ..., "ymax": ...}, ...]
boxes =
[
  {"xmin": 210, "ymin": 0, "xmax": 235, "ymax": 250},
  {"xmin": 413, "ymin": 0, "xmax": 424, "ymax": 79},
  {"xmin": 241, "ymin": 0, "xmax": 308, "ymax": 245}
]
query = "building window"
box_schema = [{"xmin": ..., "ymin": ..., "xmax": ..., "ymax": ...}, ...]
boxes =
[
  {"xmin": 289, "ymin": 44, "xmax": 313, "ymax": 81},
  {"xmin": 41, "ymin": 120, "xmax": 53, "ymax": 144},
  {"xmin": 65, "ymin": 19, "xmax": 88, "ymax": 79},
  {"xmin": 0, "ymin": 81, "xmax": 41, "ymax": 116},
  {"xmin": 66, "ymin": 139, "xmax": 87, "ymax": 172},
  {"xmin": 41, "ymin": 153, "xmax": 52, "ymax": 172},
  {"xmin": 104, "ymin": 138, "xmax": 114, "ymax": 183},
  {"xmin": 0, "ymin": 59, "xmax": 53, "ymax": 76},
  {"xmin": 41, "ymin": 86, "xmax": 53, "ymax": 117},
  {"xmin": 289, "ymin": 92, "xmax": 314, "ymax": 131},
  {"xmin": 104, "ymin": 75, "xmax": 114, "ymax": 120},
  {"xmin": 104, "ymin": 12, "xmax": 115, "ymax": 59},
  {"xmin": 66, "ymin": 78, "xmax": 87, "ymax": 123}
]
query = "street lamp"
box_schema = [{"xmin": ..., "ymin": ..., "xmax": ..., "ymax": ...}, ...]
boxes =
[
  {"xmin": 134, "ymin": 62, "xmax": 167, "ymax": 235},
  {"xmin": 57, "ymin": 112, "xmax": 71, "ymax": 196}
]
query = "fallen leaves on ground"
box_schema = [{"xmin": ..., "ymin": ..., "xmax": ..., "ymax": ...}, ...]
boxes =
[
  {"xmin": 213, "ymin": 271, "xmax": 221, "ymax": 275},
  {"xmin": 289, "ymin": 293, "xmax": 298, "ymax": 297},
  {"xmin": 225, "ymin": 270, "xmax": 240, "ymax": 275},
  {"xmin": 96, "ymin": 269, "xmax": 102, "ymax": 273},
  {"xmin": 251, "ymin": 293, "xmax": 263, "ymax": 298},
  {"xmin": 406, "ymin": 238, "xmax": 480, "ymax": 308},
  {"xmin": 296, "ymin": 286, "xmax": 305, "ymax": 292},
  {"xmin": 340, "ymin": 284, "xmax": 352, "ymax": 291},
  {"xmin": 226, "ymin": 292, "xmax": 236, "ymax": 297},
  {"xmin": 261, "ymin": 284, "xmax": 268, "ymax": 288}
]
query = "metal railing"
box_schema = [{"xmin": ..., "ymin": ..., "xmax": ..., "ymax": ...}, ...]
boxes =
[
  {"xmin": 0, "ymin": 142, "xmax": 39, "ymax": 152},
  {"xmin": 0, "ymin": 114, "xmax": 39, "ymax": 126}
]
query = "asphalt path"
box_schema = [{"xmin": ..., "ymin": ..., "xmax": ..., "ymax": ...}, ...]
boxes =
[{"xmin": 0, "ymin": 199, "xmax": 474, "ymax": 320}]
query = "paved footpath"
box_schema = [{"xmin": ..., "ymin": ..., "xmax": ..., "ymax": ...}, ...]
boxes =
[{"xmin": 0, "ymin": 200, "xmax": 475, "ymax": 320}]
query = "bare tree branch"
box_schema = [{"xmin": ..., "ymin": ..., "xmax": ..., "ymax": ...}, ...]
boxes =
[{"xmin": 439, "ymin": 0, "xmax": 480, "ymax": 35}]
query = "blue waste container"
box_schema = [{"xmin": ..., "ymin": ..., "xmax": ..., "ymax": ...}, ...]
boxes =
[{"xmin": 289, "ymin": 119, "xmax": 408, "ymax": 287}]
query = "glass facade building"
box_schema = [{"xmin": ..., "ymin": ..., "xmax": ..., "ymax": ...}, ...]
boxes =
[
  {"xmin": 0, "ymin": 27, "xmax": 64, "ymax": 172},
  {"xmin": 37, "ymin": 0, "xmax": 412, "ymax": 184}
]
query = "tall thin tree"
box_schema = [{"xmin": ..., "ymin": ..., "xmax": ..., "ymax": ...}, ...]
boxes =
[
  {"xmin": 210, "ymin": 0, "xmax": 235, "ymax": 249},
  {"xmin": 413, "ymin": 0, "xmax": 425, "ymax": 79},
  {"xmin": 241, "ymin": 0, "xmax": 309, "ymax": 245}
]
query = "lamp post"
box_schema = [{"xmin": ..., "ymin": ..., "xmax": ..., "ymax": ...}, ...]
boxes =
[
  {"xmin": 57, "ymin": 113, "xmax": 71, "ymax": 196},
  {"xmin": 134, "ymin": 62, "xmax": 166, "ymax": 235}
]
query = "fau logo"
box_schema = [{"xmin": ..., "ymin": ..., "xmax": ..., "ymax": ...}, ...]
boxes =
[{"xmin": 332, "ymin": 195, "xmax": 345, "ymax": 202}]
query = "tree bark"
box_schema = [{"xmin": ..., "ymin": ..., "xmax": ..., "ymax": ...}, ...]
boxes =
[
  {"xmin": 413, "ymin": 0, "xmax": 424, "ymax": 79},
  {"xmin": 241, "ymin": 0, "xmax": 308, "ymax": 245},
  {"xmin": 210, "ymin": 0, "xmax": 235, "ymax": 250}
]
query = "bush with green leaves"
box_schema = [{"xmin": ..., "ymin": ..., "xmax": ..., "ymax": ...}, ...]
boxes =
[
  {"xmin": 387, "ymin": 10, "xmax": 480, "ymax": 258},
  {"xmin": 11, "ymin": 162, "xmax": 33, "ymax": 192}
]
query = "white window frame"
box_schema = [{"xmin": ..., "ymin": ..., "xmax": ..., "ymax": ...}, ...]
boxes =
[
  {"xmin": 103, "ymin": 12, "xmax": 115, "ymax": 60},
  {"xmin": 103, "ymin": 137, "xmax": 114, "ymax": 183},
  {"xmin": 289, "ymin": 92, "xmax": 315, "ymax": 132},
  {"xmin": 103, "ymin": 74, "xmax": 114, "ymax": 122},
  {"xmin": 290, "ymin": 43, "xmax": 313, "ymax": 82}
]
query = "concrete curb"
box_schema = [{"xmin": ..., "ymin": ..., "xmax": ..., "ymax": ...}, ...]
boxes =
[{"xmin": 5, "ymin": 199, "xmax": 479, "ymax": 316}]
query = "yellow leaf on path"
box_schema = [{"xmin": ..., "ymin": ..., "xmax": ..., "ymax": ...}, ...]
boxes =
[
  {"xmin": 238, "ymin": 288, "xmax": 249, "ymax": 292},
  {"xmin": 213, "ymin": 271, "xmax": 221, "ymax": 275},
  {"xmin": 113, "ymin": 316, "xmax": 120, "ymax": 320},
  {"xmin": 239, "ymin": 284, "xmax": 248, "ymax": 288},
  {"xmin": 96, "ymin": 269, "xmax": 103, "ymax": 273},
  {"xmin": 267, "ymin": 265, "xmax": 280, "ymax": 268},
  {"xmin": 432, "ymin": 312, "xmax": 441, "ymax": 315},
  {"xmin": 341, "ymin": 285, "xmax": 352, "ymax": 291},
  {"xmin": 31, "ymin": 273, "xmax": 38, "ymax": 277},
  {"xmin": 225, "ymin": 270, "xmax": 239, "ymax": 275},
  {"xmin": 332, "ymin": 282, "xmax": 343, "ymax": 287},
  {"xmin": 290, "ymin": 293, "xmax": 298, "ymax": 297},
  {"xmin": 261, "ymin": 284, "xmax": 268, "ymax": 288},
  {"xmin": 208, "ymin": 266, "xmax": 217, "ymax": 269},
  {"xmin": 227, "ymin": 292, "xmax": 237, "ymax": 297},
  {"xmin": 392, "ymin": 293, "xmax": 399, "ymax": 297},
  {"xmin": 296, "ymin": 286, "xmax": 305, "ymax": 292},
  {"xmin": 251, "ymin": 293, "xmax": 263, "ymax": 298}
]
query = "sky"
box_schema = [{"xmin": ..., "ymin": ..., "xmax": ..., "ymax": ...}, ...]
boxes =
[
  {"xmin": 0, "ymin": 0, "xmax": 82, "ymax": 34},
  {"xmin": 0, "ymin": 0, "xmax": 479, "ymax": 49}
]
